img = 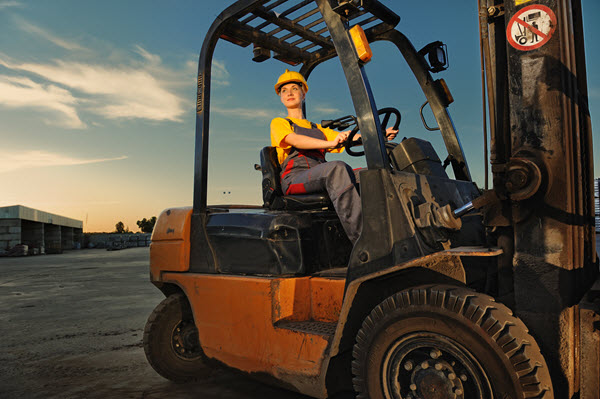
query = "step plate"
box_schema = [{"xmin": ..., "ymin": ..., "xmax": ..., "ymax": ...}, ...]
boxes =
[{"xmin": 276, "ymin": 320, "xmax": 337, "ymax": 336}]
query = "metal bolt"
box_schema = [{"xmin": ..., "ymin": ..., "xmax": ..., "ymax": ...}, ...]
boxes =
[
  {"xmin": 410, "ymin": 384, "xmax": 417, "ymax": 391},
  {"xmin": 460, "ymin": 374, "xmax": 468, "ymax": 382},
  {"xmin": 180, "ymin": 348, "xmax": 185, "ymax": 353},
  {"xmin": 455, "ymin": 388, "xmax": 463, "ymax": 395},
  {"xmin": 421, "ymin": 361, "xmax": 429, "ymax": 370},
  {"xmin": 448, "ymin": 373, "xmax": 456, "ymax": 380},
  {"xmin": 404, "ymin": 360, "xmax": 414, "ymax": 371},
  {"xmin": 509, "ymin": 169, "xmax": 528, "ymax": 188},
  {"xmin": 359, "ymin": 251, "xmax": 369, "ymax": 262},
  {"xmin": 435, "ymin": 363, "xmax": 443, "ymax": 371},
  {"xmin": 430, "ymin": 349, "xmax": 441, "ymax": 359},
  {"xmin": 177, "ymin": 328, "xmax": 181, "ymax": 332},
  {"xmin": 175, "ymin": 343, "xmax": 180, "ymax": 347}
]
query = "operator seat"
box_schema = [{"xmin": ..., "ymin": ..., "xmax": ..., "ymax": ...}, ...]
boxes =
[{"xmin": 260, "ymin": 146, "xmax": 332, "ymax": 211}]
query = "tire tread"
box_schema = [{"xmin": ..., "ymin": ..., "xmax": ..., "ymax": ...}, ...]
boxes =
[
  {"xmin": 143, "ymin": 293, "xmax": 207, "ymax": 383},
  {"xmin": 351, "ymin": 285, "xmax": 553, "ymax": 398}
]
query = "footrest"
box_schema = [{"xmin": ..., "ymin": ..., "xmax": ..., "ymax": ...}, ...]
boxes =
[{"xmin": 276, "ymin": 320, "xmax": 337, "ymax": 336}]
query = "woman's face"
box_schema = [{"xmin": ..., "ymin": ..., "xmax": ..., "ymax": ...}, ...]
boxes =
[{"xmin": 279, "ymin": 83, "xmax": 305, "ymax": 109}]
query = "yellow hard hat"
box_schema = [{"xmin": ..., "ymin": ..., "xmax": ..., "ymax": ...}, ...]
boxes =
[{"xmin": 274, "ymin": 69, "xmax": 308, "ymax": 94}]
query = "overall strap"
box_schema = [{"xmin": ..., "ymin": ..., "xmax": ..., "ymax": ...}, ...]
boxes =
[{"xmin": 285, "ymin": 118, "xmax": 317, "ymax": 130}]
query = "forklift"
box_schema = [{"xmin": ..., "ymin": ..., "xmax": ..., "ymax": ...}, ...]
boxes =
[{"xmin": 143, "ymin": 0, "xmax": 600, "ymax": 397}]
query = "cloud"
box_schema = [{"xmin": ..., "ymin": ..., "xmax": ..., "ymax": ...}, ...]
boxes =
[
  {"xmin": 14, "ymin": 17, "xmax": 87, "ymax": 51},
  {"xmin": 0, "ymin": 55, "xmax": 186, "ymax": 123},
  {"xmin": 312, "ymin": 106, "xmax": 342, "ymax": 115},
  {"xmin": 0, "ymin": 75, "xmax": 85, "ymax": 128},
  {"xmin": 0, "ymin": 1, "xmax": 21, "ymax": 10},
  {"xmin": 212, "ymin": 60, "xmax": 230, "ymax": 87},
  {"xmin": 134, "ymin": 45, "xmax": 161, "ymax": 66},
  {"xmin": 211, "ymin": 105, "xmax": 276, "ymax": 120},
  {"xmin": 0, "ymin": 150, "xmax": 127, "ymax": 173}
]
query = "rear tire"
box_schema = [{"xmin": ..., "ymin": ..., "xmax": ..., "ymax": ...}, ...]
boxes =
[
  {"xmin": 351, "ymin": 285, "xmax": 553, "ymax": 399},
  {"xmin": 143, "ymin": 293, "xmax": 208, "ymax": 382}
]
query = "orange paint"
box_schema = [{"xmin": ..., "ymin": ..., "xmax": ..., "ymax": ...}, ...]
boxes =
[
  {"xmin": 150, "ymin": 207, "xmax": 192, "ymax": 281},
  {"xmin": 310, "ymin": 278, "xmax": 345, "ymax": 322},
  {"xmin": 162, "ymin": 273, "xmax": 345, "ymax": 378},
  {"xmin": 272, "ymin": 277, "xmax": 311, "ymax": 322}
]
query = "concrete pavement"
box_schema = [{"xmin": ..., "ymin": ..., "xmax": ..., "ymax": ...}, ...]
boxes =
[
  {"xmin": 0, "ymin": 248, "xmax": 307, "ymax": 399},
  {"xmin": 2, "ymin": 238, "xmax": 599, "ymax": 398}
]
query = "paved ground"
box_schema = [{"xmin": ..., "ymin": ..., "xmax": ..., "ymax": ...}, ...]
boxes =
[
  {"xmin": 2, "ymin": 238, "xmax": 599, "ymax": 398},
  {"xmin": 0, "ymin": 248, "xmax": 307, "ymax": 399}
]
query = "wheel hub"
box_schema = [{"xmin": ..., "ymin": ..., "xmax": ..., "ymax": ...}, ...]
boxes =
[
  {"xmin": 383, "ymin": 333, "xmax": 491, "ymax": 399},
  {"xmin": 408, "ymin": 360, "xmax": 464, "ymax": 399},
  {"xmin": 171, "ymin": 320, "xmax": 203, "ymax": 360}
]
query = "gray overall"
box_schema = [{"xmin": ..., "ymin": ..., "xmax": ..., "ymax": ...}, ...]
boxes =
[{"xmin": 280, "ymin": 119, "xmax": 362, "ymax": 244}]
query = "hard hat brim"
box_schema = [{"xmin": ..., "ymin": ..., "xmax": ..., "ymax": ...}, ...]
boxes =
[{"xmin": 274, "ymin": 80, "xmax": 308, "ymax": 94}]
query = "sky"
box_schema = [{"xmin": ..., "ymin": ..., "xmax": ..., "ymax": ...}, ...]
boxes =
[{"xmin": 0, "ymin": 0, "xmax": 599, "ymax": 232}]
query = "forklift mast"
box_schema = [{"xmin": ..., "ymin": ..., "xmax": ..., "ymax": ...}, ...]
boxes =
[{"xmin": 481, "ymin": 0, "xmax": 599, "ymax": 396}]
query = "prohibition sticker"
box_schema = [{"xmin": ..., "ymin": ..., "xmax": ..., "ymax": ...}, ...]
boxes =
[{"xmin": 507, "ymin": 5, "xmax": 557, "ymax": 51}]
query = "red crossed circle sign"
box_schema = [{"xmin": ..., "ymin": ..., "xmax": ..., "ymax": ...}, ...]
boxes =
[{"xmin": 507, "ymin": 5, "xmax": 557, "ymax": 51}]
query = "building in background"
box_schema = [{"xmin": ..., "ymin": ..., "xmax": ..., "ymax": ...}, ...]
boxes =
[{"xmin": 0, "ymin": 205, "xmax": 83, "ymax": 254}]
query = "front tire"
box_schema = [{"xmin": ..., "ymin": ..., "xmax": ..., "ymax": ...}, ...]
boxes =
[
  {"xmin": 143, "ymin": 293, "xmax": 208, "ymax": 382},
  {"xmin": 351, "ymin": 285, "xmax": 553, "ymax": 399}
]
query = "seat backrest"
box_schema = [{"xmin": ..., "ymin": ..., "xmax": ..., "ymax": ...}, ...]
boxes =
[{"xmin": 260, "ymin": 146, "xmax": 283, "ymax": 207}]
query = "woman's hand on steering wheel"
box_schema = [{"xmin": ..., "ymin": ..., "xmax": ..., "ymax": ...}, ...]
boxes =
[
  {"xmin": 345, "ymin": 107, "xmax": 401, "ymax": 156},
  {"xmin": 385, "ymin": 127, "xmax": 398, "ymax": 141}
]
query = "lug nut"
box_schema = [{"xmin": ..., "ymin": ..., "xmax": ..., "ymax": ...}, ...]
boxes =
[
  {"xmin": 448, "ymin": 373, "xmax": 456, "ymax": 380},
  {"xmin": 455, "ymin": 388, "xmax": 463, "ymax": 395},
  {"xmin": 410, "ymin": 383, "xmax": 417, "ymax": 391},
  {"xmin": 435, "ymin": 363, "xmax": 443, "ymax": 371},
  {"xmin": 421, "ymin": 361, "xmax": 429, "ymax": 369},
  {"xmin": 404, "ymin": 360, "xmax": 414, "ymax": 371},
  {"xmin": 460, "ymin": 374, "xmax": 468, "ymax": 381},
  {"xmin": 430, "ymin": 349, "xmax": 442, "ymax": 359}
]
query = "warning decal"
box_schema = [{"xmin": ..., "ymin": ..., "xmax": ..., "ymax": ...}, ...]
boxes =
[{"xmin": 507, "ymin": 5, "xmax": 557, "ymax": 51}]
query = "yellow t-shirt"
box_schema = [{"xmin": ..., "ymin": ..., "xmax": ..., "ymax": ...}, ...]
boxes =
[{"xmin": 270, "ymin": 117, "xmax": 344, "ymax": 165}]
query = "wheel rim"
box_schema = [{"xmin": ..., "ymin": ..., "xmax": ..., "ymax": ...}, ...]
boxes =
[
  {"xmin": 381, "ymin": 332, "xmax": 492, "ymax": 399},
  {"xmin": 171, "ymin": 320, "xmax": 203, "ymax": 361}
]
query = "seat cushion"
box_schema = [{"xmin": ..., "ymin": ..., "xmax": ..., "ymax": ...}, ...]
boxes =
[
  {"xmin": 260, "ymin": 146, "xmax": 332, "ymax": 211},
  {"xmin": 279, "ymin": 193, "xmax": 331, "ymax": 211}
]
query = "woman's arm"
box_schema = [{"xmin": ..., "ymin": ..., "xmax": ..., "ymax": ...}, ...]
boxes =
[{"xmin": 283, "ymin": 131, "xmax": 348, "ymax": 150}]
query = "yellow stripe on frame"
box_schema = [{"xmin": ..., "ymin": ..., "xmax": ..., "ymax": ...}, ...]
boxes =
[{"xmin": 516, "ymin": 0, "xmax": 534, "ymax": 5}]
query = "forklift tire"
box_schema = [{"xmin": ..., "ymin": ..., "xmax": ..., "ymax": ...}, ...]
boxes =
[
  {"xmin": 143, "ymin": 293, "xmax": 208, "ymax": 382},
  {"xmin": 351, "ymin": 285, "xmax": 553, "ymax": 399}
]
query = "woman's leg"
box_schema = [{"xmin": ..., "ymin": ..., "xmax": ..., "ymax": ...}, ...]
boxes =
[{"xmin": 282, "ymin": 161, "xmax": 362, "ymax": 244}]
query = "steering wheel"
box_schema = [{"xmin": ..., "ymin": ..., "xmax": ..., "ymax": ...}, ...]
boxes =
[{"xmin": 345, "ymin": 107, "xmax": 401, "ymax": 156}]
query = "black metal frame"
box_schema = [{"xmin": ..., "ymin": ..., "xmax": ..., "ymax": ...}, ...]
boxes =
[{"xmin": 190, "ymin": 0, "xmax": 472, "ymax": 270}]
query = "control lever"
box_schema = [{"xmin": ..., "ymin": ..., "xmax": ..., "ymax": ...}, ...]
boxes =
[
  {"xmin": 452, "ymin": 190, "xmax": 500, "ymax": 219},
  {"xmin": 321, "ymin": 120, "xmax": 333, "ymax": 128}
]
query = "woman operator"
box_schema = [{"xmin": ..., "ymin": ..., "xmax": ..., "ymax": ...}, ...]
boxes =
[{"xmin": 270, "ymin": 69, "xmax": 397, "ymax": 244}]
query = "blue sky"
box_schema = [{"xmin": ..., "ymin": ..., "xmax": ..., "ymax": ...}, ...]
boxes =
[{"xmin": 0, "ymin": 0, "xmax": 598, "ymax": 232}]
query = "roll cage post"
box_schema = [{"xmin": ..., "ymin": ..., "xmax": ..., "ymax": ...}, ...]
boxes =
[{"xmin": 314, "ymin": 0, "xmax": 388, "ymax": 170}]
